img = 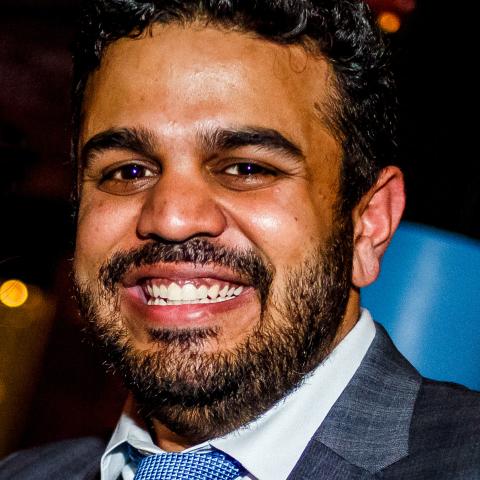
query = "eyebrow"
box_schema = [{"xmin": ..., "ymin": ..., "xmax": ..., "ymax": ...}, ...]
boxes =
[
  {"xmin": 80, "ymin": 125, "xmax": 304, "ymax": 170},
  {"xmin": 80, "ymin": 127, "xmax": 157, "ymax": 170},
  {"xmin": 199, "ymin": 126, "xmax": 304, "ymax": 160}
]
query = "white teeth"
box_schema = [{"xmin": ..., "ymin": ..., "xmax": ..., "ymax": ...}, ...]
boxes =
[
  {"xmin": 148, "ymin": 298, "xmax": 167, "ymax": 306},
  {"xmin": 146, "ymin": 281, "xmax": 245, "ymax": 305},
  {"xmin": 167, "ymin": 283, "xmax": 182, "ymax": 301},
  {"xmin": 182, "ymin": 283, "xmax": 198, "ymax": 301},
  {"xmin": 219, "ymin": 285, "xmax": 229, "ymax": 298},
  {"xmin": 148, "ymin": 295, "xmax": 237, "ymax": 306},
  {"xmin": 208, "ymin": 284, "xmax": 220, "ymax": 299},
  {"xmin": 198, "ymin": 285, "xmax": 209, "ymax": 299},
  {"xmin": 234, "ymin": 286, "xmax": 243, "ymax": 296}
]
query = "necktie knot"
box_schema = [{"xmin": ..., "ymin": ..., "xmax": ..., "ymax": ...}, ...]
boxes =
[{"xmin": 133, "ymin": 449, "xmax": 244, "ymax": 480}]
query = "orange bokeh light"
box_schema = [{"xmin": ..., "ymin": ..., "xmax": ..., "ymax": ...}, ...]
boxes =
[
  {"xmin": 378, "ymin": 11, "xmax": 401, "ymax": 33},
  {"xmin": 0, "ymin": 279, "xmax": 29, "ymax": 308}
]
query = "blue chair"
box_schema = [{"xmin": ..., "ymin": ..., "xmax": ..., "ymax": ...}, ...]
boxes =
[{"xmin": 362, "ymin": 221, "xmax": 480, "ymax": 390}]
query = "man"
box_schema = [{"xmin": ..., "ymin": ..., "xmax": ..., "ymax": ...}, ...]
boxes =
[{"xmin": 2, "ymin": 0, "xmax": 480, "ymax": 479}]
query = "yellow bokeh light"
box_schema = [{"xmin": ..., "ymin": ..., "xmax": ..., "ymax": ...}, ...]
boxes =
[
  {"xmin": 0, "ymin": 279, "xmax": 29, "ymax": 308},
  {"xmin": 378, "ymin": 11, "xmax": 401, "ymax": 33}
]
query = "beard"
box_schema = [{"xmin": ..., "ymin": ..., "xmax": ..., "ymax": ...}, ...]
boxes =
[{"xmin": 75, "ymin": 217, "xmax": 353, "ymax": 443}]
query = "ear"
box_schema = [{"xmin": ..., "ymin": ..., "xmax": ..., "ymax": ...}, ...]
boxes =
[{"xmin": 351, "ymin": 166, "xmax": 405, "ymax": 288}]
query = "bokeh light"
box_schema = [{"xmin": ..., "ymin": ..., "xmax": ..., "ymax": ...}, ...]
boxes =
[
  {"xmin": 0, "ymin": 279, "xmax": 29, "ymax": 308},
  {"xmin": 378, "ymin": 11, "xmax": 402, "ymax": 33}
]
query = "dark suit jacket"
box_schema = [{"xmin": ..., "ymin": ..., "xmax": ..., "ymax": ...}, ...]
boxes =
[{"xmin": 2, "ymin": 323, "xmax": 480, "ymax": 479}]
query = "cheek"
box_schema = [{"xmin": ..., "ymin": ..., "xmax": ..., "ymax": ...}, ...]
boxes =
[
  {"xmin": 74, "ymin": 195, "xmax": 141, "ymax": 280},
  {"xmin": 226, "ymin": 186, "xmax": 333, "ymax": 268}
]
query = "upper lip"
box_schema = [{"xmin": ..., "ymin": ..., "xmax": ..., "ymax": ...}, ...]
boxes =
[{"xmin": 121, "ymin": 263, "xmax": 251, "ymax": 288}]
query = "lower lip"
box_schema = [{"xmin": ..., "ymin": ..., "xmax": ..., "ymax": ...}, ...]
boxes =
[{"xmin": 122, "ymin": 287, "xmax": 256, "ymax": 327}]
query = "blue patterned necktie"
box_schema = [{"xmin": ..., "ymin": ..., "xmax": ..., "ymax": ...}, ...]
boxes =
[{"xmin": 133, "ymin": 449, "xmax": 244, "ymax": 480}]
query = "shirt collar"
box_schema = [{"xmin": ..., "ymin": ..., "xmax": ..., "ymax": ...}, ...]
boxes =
[
  {"xmin": 100, "ymin": 397, "xmax": 160, "ymax": 479},
  {"xmin": 101, "ymin": 309, "xmax": 375, "ymax": 480}
]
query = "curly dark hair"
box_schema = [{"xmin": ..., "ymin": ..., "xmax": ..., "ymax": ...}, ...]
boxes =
[{"xmin": 72, "ymin": 0, "xmax": 397, "ymax": 212}]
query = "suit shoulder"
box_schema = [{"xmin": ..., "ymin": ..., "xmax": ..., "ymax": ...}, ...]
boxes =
[
  {"xmin": 377, "ymin": 380, "xmax": 480, "ymax": 479},
  {"xmin": 0, "ymin": 436, "xmax": 105, "ymax": 480},
  {"xmin": 411, "ymin": 377, "xmax": 480, "ymax": 447}
]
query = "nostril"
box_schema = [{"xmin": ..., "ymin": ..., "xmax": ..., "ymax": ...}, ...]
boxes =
[{"xmin": 137, "ymin": 231, "xmax": 222, "ymax": 243}]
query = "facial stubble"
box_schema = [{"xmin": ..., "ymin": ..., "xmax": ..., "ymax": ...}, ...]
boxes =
[{"xmin": 75, "ymin": 219, "xmax": 353, "ymax": 443}]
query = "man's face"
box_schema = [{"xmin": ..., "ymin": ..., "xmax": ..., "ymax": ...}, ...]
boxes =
[{"xmin": 74, "ymin": 24, "xmax": 355, "ymax": 441}]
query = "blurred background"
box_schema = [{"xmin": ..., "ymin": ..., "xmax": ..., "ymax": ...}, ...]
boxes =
[{"xmin": 0, "ymin": 0, "xmax": 478, "ymax": 458}]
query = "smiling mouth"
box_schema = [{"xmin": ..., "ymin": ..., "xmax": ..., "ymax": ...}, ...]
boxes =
[{"xmin": 141, "ymin": 279, "xmax": 245, "ymax": 306}]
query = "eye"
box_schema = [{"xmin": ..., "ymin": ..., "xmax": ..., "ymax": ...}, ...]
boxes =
[
  {"xmin": 99, "ymin": 162, "xmax": 159, "ymax": 195},
  {"xmin": 223, "ymin": 162, "xmax": 273, "ymax": 176},
  {"xmin": 214, "ymin": 160, "xmax": 280, "ymax": 191},
  {"xmin": 107, "ymin": 164, "xmax": 155, "ymax": 181}
]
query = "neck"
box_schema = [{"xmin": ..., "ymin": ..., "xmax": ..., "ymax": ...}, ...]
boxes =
[
  {"xmin": 332, "ymin": 288, "xmax": 361, "ymax": 349},
  {"xmin": 151, "ymin": 419, "xmax": 194, "ymax": 452},
  {"xmin": 125, "ymin": 395, "xmax": 194, "ymax": 451}
]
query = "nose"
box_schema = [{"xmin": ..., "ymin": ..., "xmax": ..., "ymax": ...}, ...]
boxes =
[{"xmin": 136, "ymin": 170, "xmax": 227, "ymax": 243}]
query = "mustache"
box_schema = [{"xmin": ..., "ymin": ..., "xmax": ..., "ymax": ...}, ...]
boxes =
[{"xmin": 98, "ymin": 238, "xmax": 274, "ymax": 304}]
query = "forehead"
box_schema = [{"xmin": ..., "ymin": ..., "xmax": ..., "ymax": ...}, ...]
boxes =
[{"xmin": 81, "ymin": 23, "xmax": 338, "ymax": 168}]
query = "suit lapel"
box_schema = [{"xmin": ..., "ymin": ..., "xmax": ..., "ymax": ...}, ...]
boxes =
[
  {"xmin": 287, "ymin": 440, "xmax": 375, "ymax": 479},
  {"xmin": 289, "ymin": 323, "xmax": 422, "ymax": 479}
]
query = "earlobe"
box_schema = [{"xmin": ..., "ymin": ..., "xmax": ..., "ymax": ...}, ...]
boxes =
[{"xmin": 351, "ymin": 166, "xmax": 405, "ymax": 288}]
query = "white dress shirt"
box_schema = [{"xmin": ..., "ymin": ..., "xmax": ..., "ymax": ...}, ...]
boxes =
[{"xmin": 101, "ymin": 309, "xmax": 376, "ymax": 480}]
